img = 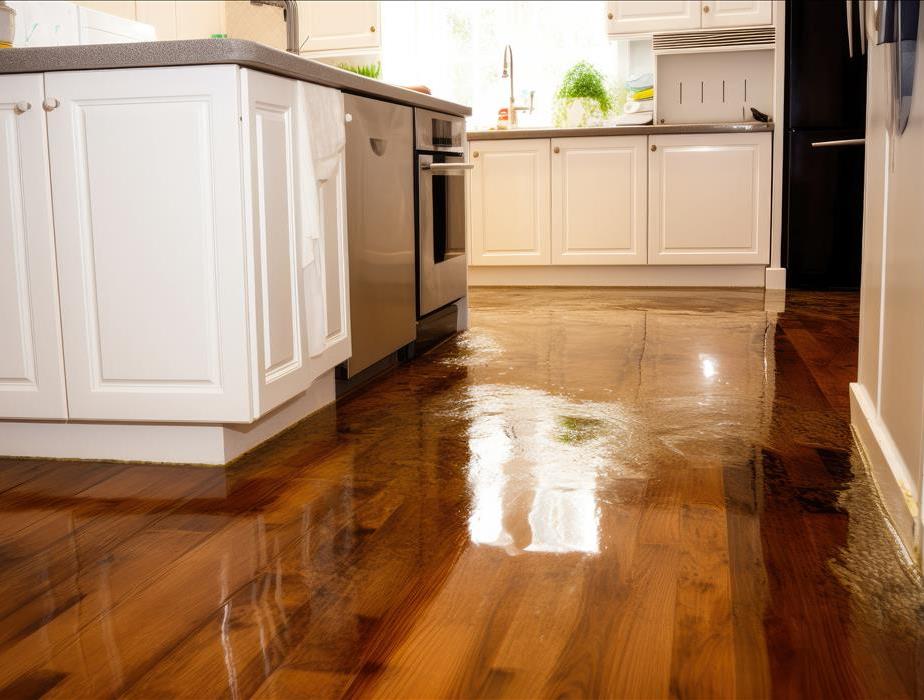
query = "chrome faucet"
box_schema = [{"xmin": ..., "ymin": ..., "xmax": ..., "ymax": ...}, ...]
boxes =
[
  {"xmin": 249, "ymin": 0, "xmax": 300, "ymax": 54},
  {"xmin": 501, "ymin": 45, "xmax": 534, "ymax": 127}
]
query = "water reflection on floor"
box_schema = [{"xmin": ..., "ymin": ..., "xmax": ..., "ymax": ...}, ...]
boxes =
[{"xmin": 0, "ymin": 287, "xmax": 921, "ymax": 699}]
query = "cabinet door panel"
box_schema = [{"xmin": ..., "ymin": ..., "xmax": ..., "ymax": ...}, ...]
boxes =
[
  {"xmin": 46, "ymin": 66, "xmax": 251, "ymax": 422},
  {"xmin": 0, "ymin": 74, "xmax": 68, "ymax": 419},
  {"xmin": 551, "ymin": 136, "xmax": 647, "ymax": 265},
  {"xmin": 300, "ymin": 0, "xmax": 380, "ymax": 53},
  {"xmin": 241, "ymin": 69, "xmax": 312, "ymax": 416},
  {"xmin": 607, "ymin": 1, "xmax": 701, "ymax": 35},
  {"xmin": 648, "ymin": 133, "xmax": 771, "ymax": 265},
  {"xmin": 310, "ymin": 154, "xmax": 351, "ymax": 381},
  {"xmin": 701, "ymin": 1, "xmax": 772, "ymax": 28},
  {"xmin": 469, "ymin": 139, "xmax": 550, "ymax": 266}
]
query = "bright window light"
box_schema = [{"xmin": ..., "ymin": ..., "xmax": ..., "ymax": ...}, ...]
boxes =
[{"xmin": 381, "ymin": 1, "xmax": 621, "ymax": 129}]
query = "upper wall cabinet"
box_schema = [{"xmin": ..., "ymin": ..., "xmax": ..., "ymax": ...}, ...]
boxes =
[
  {"xmin": 701, "ymin": 1, "xmax": 772, "ymax": 28},
  {"xmin": 606, "ymin": 0, "xmax": 771, "ymax": 35},
  {"xmin": 607, "ymin": 1, "xmax": 700, "ymax": 35},
  {"xmin": 299, "ymin": 0, "xmax": 380, "ymax": 55}
]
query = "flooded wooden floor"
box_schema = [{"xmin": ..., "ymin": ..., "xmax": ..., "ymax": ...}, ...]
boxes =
[{"xmin": 0, "ymin": 288, "xmax": 920, "ymax": 699}]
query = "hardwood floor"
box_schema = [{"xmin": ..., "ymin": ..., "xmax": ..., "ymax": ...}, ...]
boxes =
[{"xmin": 0, "ymin": 288, "xmax": 921, "ymax": 699}]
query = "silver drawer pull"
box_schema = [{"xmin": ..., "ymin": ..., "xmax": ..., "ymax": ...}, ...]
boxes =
[
  {"xmin": 422, "ymin": 163, "xmax": 474, "ymax": 173},
  {"xmin": 810, "ymin": 138, "xmax": 865, "ymax": 148}
]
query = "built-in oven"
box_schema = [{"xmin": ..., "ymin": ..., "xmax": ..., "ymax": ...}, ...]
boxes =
[{"xmin": 415, "ymin": 108, "xmax": 471, "ymax": 318}]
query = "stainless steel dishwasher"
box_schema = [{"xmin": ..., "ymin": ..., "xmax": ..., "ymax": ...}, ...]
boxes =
[{"xmin": 342, "ymin": 94, "xmax": 416, "ymax": 378}]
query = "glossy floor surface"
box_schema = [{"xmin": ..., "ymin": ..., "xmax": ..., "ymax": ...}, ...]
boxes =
[{"xmin": 0, "ymin": 288, "xmax": 922, "ymax": 699}]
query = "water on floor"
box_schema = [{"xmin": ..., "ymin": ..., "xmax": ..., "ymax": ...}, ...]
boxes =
[{"xmin": 0, "ymin": 288, "xmax": 920, "ymax": 698}]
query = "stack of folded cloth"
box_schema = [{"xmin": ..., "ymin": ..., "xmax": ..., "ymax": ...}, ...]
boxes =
[{"xmin": 616, "ymin": 73, "xmax": 654, "ymax": 125}]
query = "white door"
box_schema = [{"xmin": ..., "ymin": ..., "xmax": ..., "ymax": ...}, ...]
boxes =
[
  {"xmin": 469, "ymin": 139, "xmax": 551, "ymax": 266},
  {"xmin": 648, "ymin": 132, "xmax": 771, "ymax": 265},
  {"xmin": 300, "ymin": 0, "xmax": 380, "ymax": 54},
  {"xmin": 606, "ymin": 1, "xmax": 701, "ymax": 35},
  {"xmin": 240, "ymin": 69, "xmax": 313, "ymax": 416},
  {"xmin": 701, "ymin": 1, "xmax": 772, "ymax": 28},
  {"xmin": 45, "ymin": 66, "xmax": 253, "ymax": 423},
  {"xmin": 551, "ymin": 136, "xmax": 647, "ymax": 265},
  {"xmin": 0, "ymin": 74, "xmax": 68, "ymax": 419},
  {"xmin": 309, "ymin": 153, "xmax": 352, "ymax": 382}
]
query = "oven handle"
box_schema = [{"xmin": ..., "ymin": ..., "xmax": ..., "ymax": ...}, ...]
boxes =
[{"xmin": 421, "ymin": 162, "xmax": 475, "ymax": 174}]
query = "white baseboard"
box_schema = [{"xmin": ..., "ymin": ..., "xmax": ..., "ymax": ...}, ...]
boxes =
[
  {"xmin": 467, "ymin": 265, "xmax": 767, "ymax": 287},
  {"xmin": 850, "ymin": 382, "xmax": 922, "ymax": 568},
  {"xmin": 765, "ymin": 267, "xmax": 787, "ymax": 289},
  {"xmin": 0, "ymin": 371, "xmax": 335, "ymax": 466}
]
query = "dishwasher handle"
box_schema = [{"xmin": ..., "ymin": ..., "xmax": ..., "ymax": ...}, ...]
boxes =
[{"xmin": 421, "ymin": 162, "xmax": 475, "ymax": 174}]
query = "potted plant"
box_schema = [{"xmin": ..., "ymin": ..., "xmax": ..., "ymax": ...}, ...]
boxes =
[{"xmin": 553, "ymin": 61, "xmax": 613, "ymax": 128}]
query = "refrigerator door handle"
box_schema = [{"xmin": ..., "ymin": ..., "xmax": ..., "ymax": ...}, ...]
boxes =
[{"xmin": 810, "ymin": 138, "xmax": 866, "ymax": 147}]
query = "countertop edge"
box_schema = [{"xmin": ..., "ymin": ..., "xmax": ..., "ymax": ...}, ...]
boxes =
[
  {"xmin": 0, "ymin": 38, "xmax": 472, "ymax": 117},
  {"xmin": 467, "ymin": 122, "xmax": 775, "ymax": 140}
]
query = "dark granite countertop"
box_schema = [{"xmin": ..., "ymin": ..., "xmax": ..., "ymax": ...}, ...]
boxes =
[{"xmin": 0, "ymin": 38, "xmax": 472, "ymax": 117}]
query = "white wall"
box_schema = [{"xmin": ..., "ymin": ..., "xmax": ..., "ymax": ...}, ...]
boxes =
[{"xmin": 851, "ymin": 25, "xmax": 924, "ymax": 570}]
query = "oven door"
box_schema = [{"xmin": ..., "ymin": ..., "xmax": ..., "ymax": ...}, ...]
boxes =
[{"xmin": 417, "ymin": 152, "xmax": 471, "ymax": 317}]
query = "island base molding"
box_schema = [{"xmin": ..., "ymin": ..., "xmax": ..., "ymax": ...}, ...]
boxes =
[
  {"xmin": 850, "ymin": 383, "xmax": 922, "ymax": 569},
  {"xmin": 0, "ymin": 372, "xmax": 335, "ymax": 467},
  {"xmin": 468, "ymin": 265, "xmax": 768, "ymax": 287}
]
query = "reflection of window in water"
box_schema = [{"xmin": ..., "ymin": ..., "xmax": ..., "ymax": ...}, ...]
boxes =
[{"xmin": 465, "ymin": 385, "xmax": 623, "ymax": 555}]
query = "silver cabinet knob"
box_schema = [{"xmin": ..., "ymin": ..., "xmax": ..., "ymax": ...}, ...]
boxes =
[
  {"xmin": 14, "ymin": 101, "xmax": 31, "ymax": 114},
  {"xmin": 42, "ymin": 98, "xmax": 60, "ymax": 112},
  {"xmin": 344, "ymin": 112, "xmax": 353, "ymax": 123}
]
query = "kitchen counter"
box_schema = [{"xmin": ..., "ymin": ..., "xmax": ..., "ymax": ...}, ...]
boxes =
[
  {"xmin": 0, "ymin": 38, "xmax": 472, "ymax": 117},
  {"xmin": 467, "ymin": 121, "xmax": 774, "ymax": 140}
]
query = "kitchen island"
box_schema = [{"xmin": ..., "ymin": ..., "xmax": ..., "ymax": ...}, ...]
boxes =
[{"xmin": 0, "ymin": 40, "xmax": 469, "ymax": 465}]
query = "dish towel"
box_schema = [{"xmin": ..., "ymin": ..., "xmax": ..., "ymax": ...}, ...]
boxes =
[
  {"xmin": 624, "ymin": 99, "xmax": 653, "ymax": 114},
  {"xmin": 295, "ymin": 82, "xmax": 346, "ymax": 357}
]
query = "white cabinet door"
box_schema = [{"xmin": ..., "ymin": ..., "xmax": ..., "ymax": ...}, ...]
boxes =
[
  {"xmin": 0, "ymin": 75, "xmax": 68, "ymax": 419},
  {"xmin": 648, "ymin": 132, "xmax": 771, "ymax": 265},
  {"xmin": 701, "ymin": 0, "xmax": 772, "ymax": 28},
  {"xmin": 606, "ymin": 1, "xmax": 701, "ymax": 35},
  {"xmin": 240, "ymin": 69, "xmax": 312, "ymax": 416},
  {"xmin": 300, "ymin": 0, "xmax": 380, "ymax": 54},
  {"xmin": 551, "ymin": 136, "xmax": 647, "ymax": 265},
  {"xmin": 309, "ymin": 153, "xmax": 351, "ymax": 381},
  {"xmin": 45, "ymin": 66, "xmax": 253, "ymax": 422},
  {"xmin": 469, "ymin": 139, "xmax": 551, "ymax": 266}
]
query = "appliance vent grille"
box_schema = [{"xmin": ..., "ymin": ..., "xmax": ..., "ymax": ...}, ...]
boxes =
[{"xmin": 652, "ymin": 26, "xmax": 775, "ymax": 52}]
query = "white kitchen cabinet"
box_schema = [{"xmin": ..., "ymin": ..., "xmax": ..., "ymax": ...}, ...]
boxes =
[
  {"xmin": 0, "ymin": 74, "xmax": 68, "ymax": 419},
  {"xmin": 299, "ymin": 0, "xmax": 380, "ymax": 55},
  {"xmin": 310, "ymin": 154, "xmax": 352, "ymax": 380},
  {"xmin": 550, "ymin": 136, "xmax": 647, "ymax": 265},
  {"xmin": 606, "ymin": 0, "xmax": 771, "ymax": 35},
  {"xmin": 606, "ymin": 1, "xmax": 701, "ymax": 35},
  {"xmin": 240, "ymin": 68, "xmax": 313, "ymax": 416},
  {"xmin": 45, "ymin": 66, "xmax": 253, "ymax": 422},
  {"xmin": 469, "ymin": 139, "xmax": 551, "ymax": 266},
  {"xmin": 647, "ymin": 132, "xmax": 771, "ymax": 265},
  {"xmin": 701, "ymin": 1, "xmax": 772, "ymax": 28}
]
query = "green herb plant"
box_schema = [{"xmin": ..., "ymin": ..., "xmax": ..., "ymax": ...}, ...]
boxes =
[
  {"xmin": 553, "ymin": 61, "xmax": 613, "ymax": 127},
  {"xmin": 338, "ymin": 62, "xmax": 382, "ymax": 80}
]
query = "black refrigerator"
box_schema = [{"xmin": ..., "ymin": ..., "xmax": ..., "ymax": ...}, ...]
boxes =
[{"xmin": 784, "ymin": 0, "xmax": 868, "ymax": 289}]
